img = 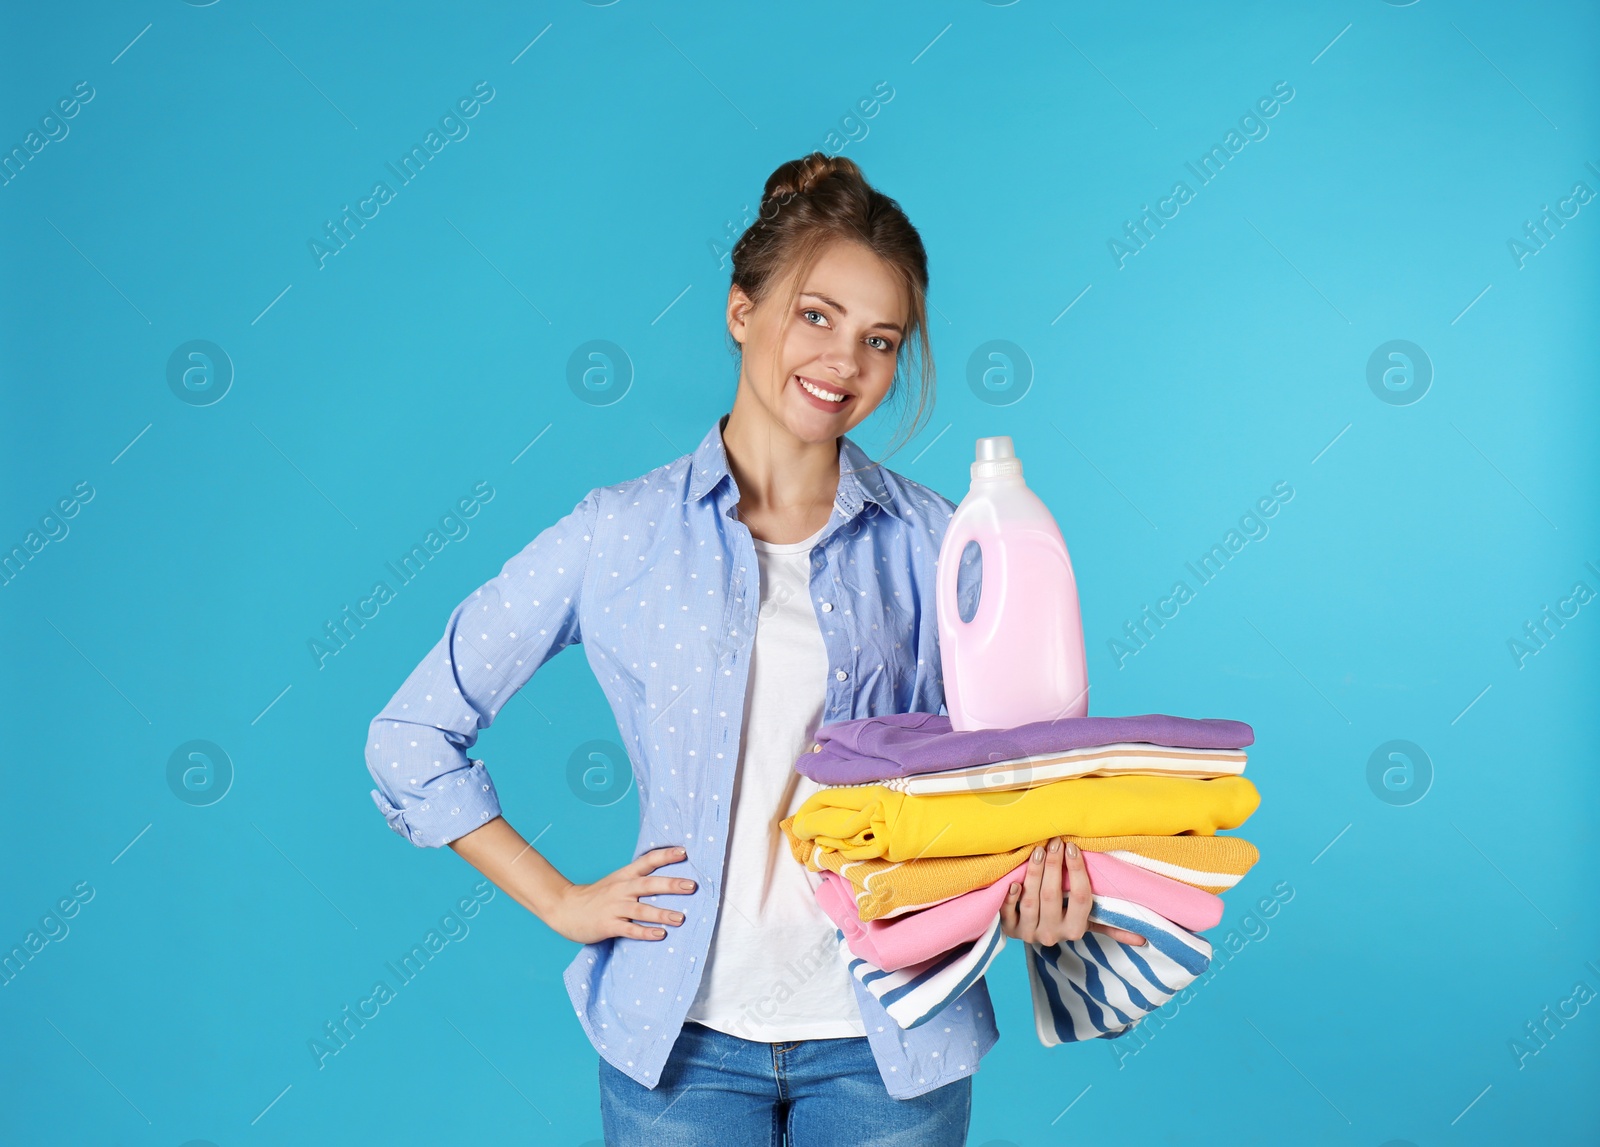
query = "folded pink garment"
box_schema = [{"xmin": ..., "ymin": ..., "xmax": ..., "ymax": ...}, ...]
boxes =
[
  {"xmin": 815, "ymin": 849, "xmax": 1225, "ymax": 972},
  {"xmin": 816, "ymin": 865, "xmax": 1023, "ymax": 972},
  {"xmin": 1081, "ymin": 849, "xmax": 1223, "ymax": 932}
]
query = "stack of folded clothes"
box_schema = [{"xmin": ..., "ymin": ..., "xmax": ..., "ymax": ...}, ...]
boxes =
[{"xmin": 778, "ymin": 712, "xmax": 1261, "ymax": 1045}]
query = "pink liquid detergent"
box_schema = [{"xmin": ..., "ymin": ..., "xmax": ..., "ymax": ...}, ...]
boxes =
[{"xmin": 936, "ymin": 436, "xmax": 1089, "ymax": 731}]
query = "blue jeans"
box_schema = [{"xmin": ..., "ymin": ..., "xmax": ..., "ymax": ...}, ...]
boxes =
[{"xmin": 598, "ymin": 1021, "xmax": 972, "ymax": 1146}]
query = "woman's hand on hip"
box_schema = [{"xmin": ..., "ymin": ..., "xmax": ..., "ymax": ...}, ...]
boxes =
[
  {"xmin": 546, "ymin": 845, "xmax": 698, "ymax": 945},
  {"xmin": 999, "ymin": 838, "xmax": 1146, "ymax": 947}
]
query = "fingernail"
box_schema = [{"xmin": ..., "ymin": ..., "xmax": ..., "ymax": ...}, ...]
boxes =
[
  {"xmin": 1009, "ymin": 883, "xmax": 1021, "ymax": 895},
  {"xmin": 1048, "ymin": 838, "xmax": 1062, "ymax": 853},
  {"xmin": 681, "ymin": 881, "xmax": 697, "ymax": 891},
  {"xmin": 672, "ymin": 913, "xmax": 684, "ymax": 924},
  {"xmin": 1065, "ymin": 842, "xmax": 1079, "ymax": 859},
  {"xmin": 1031, "ymin": 846, "xmax": 1044, "ymax": 863}
]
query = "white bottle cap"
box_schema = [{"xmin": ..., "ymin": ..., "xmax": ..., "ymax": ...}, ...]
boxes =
[{"xmin": 973, "ymin": 436, "xmax": 1023, "ymax": 480}]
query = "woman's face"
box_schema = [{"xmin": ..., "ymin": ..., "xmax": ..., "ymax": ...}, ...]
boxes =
[{"xmin": 727, "ymin": 239, "xmax": 910, "ymax": 445}]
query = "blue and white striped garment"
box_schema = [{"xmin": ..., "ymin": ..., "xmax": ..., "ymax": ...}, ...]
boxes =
[
  {"xmin": 835, "ymin": 895, "xmax": 1210, "ymax": 1040},
  {"xmin": 836, "ymin": 915, "xmax": 1008, "ymax": 1029},
  {"xmin": 1025, "ymin": 895, "xmax": 1213, "ymax": 1045}
]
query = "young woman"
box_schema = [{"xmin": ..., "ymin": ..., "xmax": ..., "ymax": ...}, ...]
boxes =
[{"xmin": 365, "ymin": 152, "xmax": 1140, "ymax": 1146}]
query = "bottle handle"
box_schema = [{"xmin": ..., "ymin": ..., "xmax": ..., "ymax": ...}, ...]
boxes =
[{"xmin": 937, "ymin": 518, "xmax": 998, "ymax": 638}]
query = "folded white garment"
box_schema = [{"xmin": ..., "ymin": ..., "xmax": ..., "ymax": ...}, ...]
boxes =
[
  {"xmin": 877, "ymin": 742, "xmax": 1247, "ymax": 796},
  {"xmin": 836, "ymin": 914, "xmax": 1007, "ymax": 1029},
  {"xmin": 1102, "ymin": 848, "xmax": 1246, "ymax": 892}
]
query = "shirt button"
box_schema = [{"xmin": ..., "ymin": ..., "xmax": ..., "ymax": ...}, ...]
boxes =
[
  {"xmin": 820, "ymin": 602, "xmax": 833, "ymax": 613},
  {"xmin": 835, "ymin": 669, "xmax": 848, "ymax": 681}
]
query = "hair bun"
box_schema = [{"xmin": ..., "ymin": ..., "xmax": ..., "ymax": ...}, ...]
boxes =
[{"xmin": 763, "ymin": 151, "xmax": 863, "ymax": 207}]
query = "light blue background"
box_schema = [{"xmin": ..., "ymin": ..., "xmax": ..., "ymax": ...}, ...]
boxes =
[{"xmin": 3, "ymin": 2, "xmax": 1596, "ymax": 1144}]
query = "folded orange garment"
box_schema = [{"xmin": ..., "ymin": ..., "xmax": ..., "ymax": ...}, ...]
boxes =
[
  {"xmin": 789, "ymin": 775, "xmax": 1260, "ymax": 862},
  {"xmin": 779, "ymin": 816, "xmax": 1259, "ymax": 920}
]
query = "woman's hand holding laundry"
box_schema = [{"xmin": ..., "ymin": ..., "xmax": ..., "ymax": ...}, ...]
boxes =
[{"xmin": 999, "ymin": 838, "xmax": 1146, "ymax": 947}]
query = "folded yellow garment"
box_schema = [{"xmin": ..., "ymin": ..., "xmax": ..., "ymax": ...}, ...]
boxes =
[
  {"xmin": 779, "ymin": 816, "xmax": 1260, "ymax": 919},
  {"xmin": 789, "ymin": 775, "xmax": 1260, "ymax": 862}
]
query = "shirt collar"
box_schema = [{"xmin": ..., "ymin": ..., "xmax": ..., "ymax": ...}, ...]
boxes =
[{"xmin": 687, "ymin": 413, "xmax": 898, "ymax": 520}]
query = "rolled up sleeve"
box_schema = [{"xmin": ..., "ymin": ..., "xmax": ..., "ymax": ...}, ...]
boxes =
[{"xmin": 364, "ymin": 487, "xmax": 600, "ymax": 847}]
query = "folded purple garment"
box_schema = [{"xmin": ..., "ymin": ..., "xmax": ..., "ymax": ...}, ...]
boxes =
[{"xmin": 794, "ymin": 711, "xmax": 1254, "ymax": 786}]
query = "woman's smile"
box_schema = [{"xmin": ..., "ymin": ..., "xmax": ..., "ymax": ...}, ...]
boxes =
[{"xmin": 794, "ymin": 372, "xmax": 854, "ymax": 411}]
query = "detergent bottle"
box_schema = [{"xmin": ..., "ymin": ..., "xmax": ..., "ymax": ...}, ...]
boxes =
[{"xmin": 936, "ymin": 436, "xmax": 1089, "ymax": 731}]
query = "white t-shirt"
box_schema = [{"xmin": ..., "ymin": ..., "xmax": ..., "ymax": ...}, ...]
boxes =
[{"xmin": 684, "ymin": 522, "xmax": 867, "ymax": 1041}]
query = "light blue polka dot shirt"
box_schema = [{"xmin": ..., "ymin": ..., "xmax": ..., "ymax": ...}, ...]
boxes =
[{"xmin": 365, "ymin": 413, "xmax": 994, "ymax": 1100}]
